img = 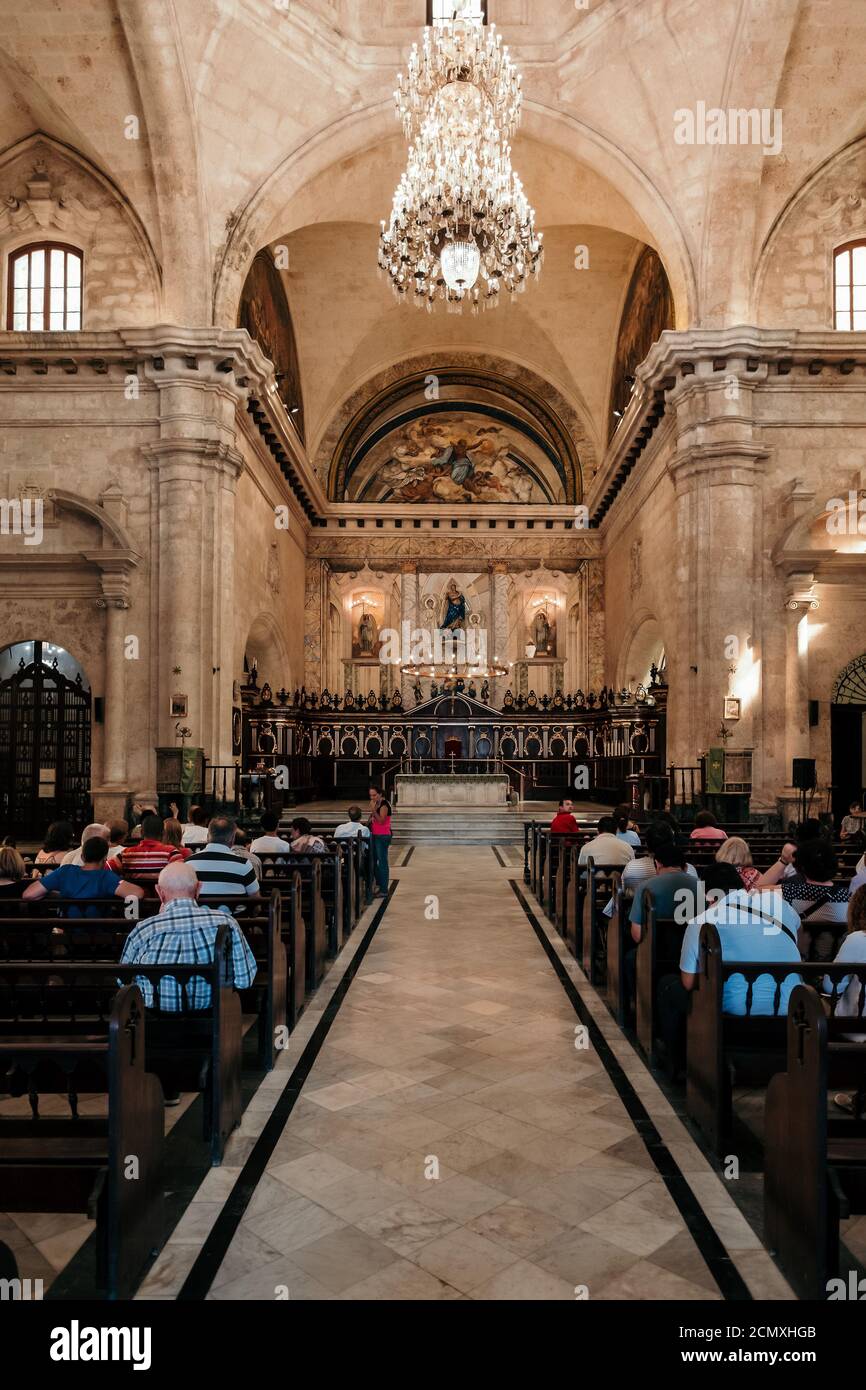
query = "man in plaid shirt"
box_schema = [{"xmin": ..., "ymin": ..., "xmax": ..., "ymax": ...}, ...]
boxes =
[{"xmin": 120, "ymin": 861, "xmax": 257, "ymax": 1012}]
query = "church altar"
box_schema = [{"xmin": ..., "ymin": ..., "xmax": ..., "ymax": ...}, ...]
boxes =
[{"xmin": 395, "ymin": 773, "xmax": 511, "ymax": 807}]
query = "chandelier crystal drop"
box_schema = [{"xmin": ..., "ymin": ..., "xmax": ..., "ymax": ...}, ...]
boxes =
[
  {"xmin": 379, "ymin": 13, "xmax": 542, "ymax": 313},
  {"xmin": 440, "ymin": 238, "xmax": 481, "ymax": 291}
]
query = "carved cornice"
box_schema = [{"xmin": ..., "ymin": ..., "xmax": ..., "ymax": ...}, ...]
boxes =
[
  {"xmin": 587, "ymin": 327, "xmax": 866, "ymax": 528},
  {"xmin": 305, "ymin": 530, "xmax": 600, "ymax": 571}
]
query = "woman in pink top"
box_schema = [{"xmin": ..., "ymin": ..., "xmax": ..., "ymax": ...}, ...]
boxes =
[
  {"xmin": 689, "ymin": 811, "xmax": 728, "ymax": 841},
  {"xmin": 368, "ymin": 786, "xmax": 392, "ymax": 897}
]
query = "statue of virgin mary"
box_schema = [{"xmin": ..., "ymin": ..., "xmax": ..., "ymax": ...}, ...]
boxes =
[{"xmin": 440, "ymin": 579, "xmax": 467, "ymax": 633}]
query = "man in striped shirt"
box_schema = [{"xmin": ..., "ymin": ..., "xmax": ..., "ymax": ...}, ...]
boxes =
[
  {"xmin": 190, "ymin": 815, "xmax": 261, "ymax": 905},
  {"xmin": 112, "ymin": 814, "xmax": 183, "ymax": 875}
]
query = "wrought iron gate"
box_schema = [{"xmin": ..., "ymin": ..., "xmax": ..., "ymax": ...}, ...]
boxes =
[{"xmin": 0, "ymin": 641, "xmax": 92, "ymax": 836}]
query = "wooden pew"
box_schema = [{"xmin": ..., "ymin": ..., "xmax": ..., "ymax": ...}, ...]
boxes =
[
  {"xmin": 764, "ymin": 982, "xmax": 866, "ymax": 1300},
  {"xmin": 523, "ymin": 821, "xmax": 533, "ymax": 885},
  {"xmin": 557, "ymin": 842, "xmax": 584, "ymax": 952},
  {"xmin": 550, "ymin": 835, "xmax": 582, "ymax": 935},
  {"xmin": 544, "ymin": 834, "xmax": 568, "ymax": 918},
  {"xmin": 605, "ymin": 882, "xmax": 631, "ymax": 1026},
  {"xmin": 234, "ymin": 892, "xmax": 286, "ymax": 1070},
  {"xmin": 686, "ymin": 922, "xmax": 862, "ymax": 1154},
  {"xmin": 260, "ymin": 857, "xmax": 327, "ymax": 992},
  {"xmin": 533, "ymin": 826, "xmax": 548, "ymax": 903},
  {"xmin": 635, "ymin": 899, "xmax": 684, "ymax": 1065},
  {"xmin": 0, "ymin": 898, "xmax": 287, "ymax": 1076},
  {"xmin": 0, "ymin": 984, "xmax": 164, "ymax": 1298},
  {"xmin": 580, "ymin": 860, "xmax": 620, "ymax": 986},
  {"xmin": 0, "ymin": 926, "xmax": 242, "ymax": 1166}
]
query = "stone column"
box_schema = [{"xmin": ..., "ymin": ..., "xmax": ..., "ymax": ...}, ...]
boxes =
[
  {"xmin": 141, "ymin": 347, "xmax": 247, "ymax": 772},
  {"xmin": 304, "ymin": 558, "xmax": 329, "ymax": 694},
  {"xmin": 86, "ymin": 553, "xmax": 138, "ymax": 825},
  {"xmin": 489, "ymin": 562, "xmax": 509, "ymax": 707},
  {"xmin": 99, "ymin": 595, "xmax": 131, "ymax": 786},
  {"xmin": 400, "ymin": 562, "xmax": 419, "ymax": 704},
  {"xmin": 782, "ymin": 575, "xmax": 819, "ymax": 818},
  {"xmin": 665, "ymin": 363, "xmax": 768, "ymax": 790}
]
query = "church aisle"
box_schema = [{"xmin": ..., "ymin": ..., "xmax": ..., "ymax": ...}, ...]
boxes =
[{"xmin": 145, "ymin": 847, "xmax": 792, "ymax": 1302}]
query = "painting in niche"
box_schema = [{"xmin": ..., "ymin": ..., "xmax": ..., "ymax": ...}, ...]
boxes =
[
  {"xmin": 608, "ymin": 245, "xmax": 674, "ymax": 440},
  {"xmin": 347, "ymin": 411, "xmax": 564, "ymax": 505},
  {"xmin": 238, "ymin": 250, "xmax": 305, "ymax": 443}
]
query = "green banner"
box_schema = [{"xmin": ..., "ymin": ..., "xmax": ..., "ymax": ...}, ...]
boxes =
[
  {"xmin": 706, "ymin": 747, "xmax": 725, "ymax": 795},
  {"xmin": 179, "ymin": 747, "xmax": 199, "ymax": 796}
]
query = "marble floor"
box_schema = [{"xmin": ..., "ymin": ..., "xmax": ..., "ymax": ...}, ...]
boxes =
[{"xmin": 136, "ymin": 846, "xmax": 795, "ymax": 1302}]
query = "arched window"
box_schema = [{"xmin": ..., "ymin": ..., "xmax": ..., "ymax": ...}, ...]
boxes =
[
  {"xmin": 428, "ymin": 0, "xmax": 487, "ymax": 25},
  {"xmin": 7, "ymin": 243, "xmax": 83, "ymax": 331},
  {"xmin": 834, "ymin": 240, "xmax": 866, "ymax": 331}
]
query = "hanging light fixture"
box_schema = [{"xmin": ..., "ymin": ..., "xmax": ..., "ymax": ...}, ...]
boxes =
[
  {"xmin": 440, "ymin": 238, "xmax": 481, "ymax": 292},
  {"xmin": 379, "ymin": 12, "xmax": 542, "ymax": 313}
]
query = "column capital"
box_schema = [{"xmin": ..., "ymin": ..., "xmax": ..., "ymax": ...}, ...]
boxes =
[
  {"xmin": 94, "ymin": 596, "xmax": 130, "ymax": 611},
  {"xmin": 141, "ymin": 438, "xmax": 245, "ymax": 484},
  {"xmin": 784, "ymin": 573, "xmax": 819, "ymax": 611},
  {"xmin": 668, "ymin": 442, "xmax": 769, "ymax": 493}
]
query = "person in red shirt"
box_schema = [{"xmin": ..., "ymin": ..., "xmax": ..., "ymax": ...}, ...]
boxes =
[
  {"xmin": 550, "ymin": 798, "xmax": 581, "ymax": 834},
  {"xmin": 110, "ymin": 813, "xmax": 184, "ymax": 875}
]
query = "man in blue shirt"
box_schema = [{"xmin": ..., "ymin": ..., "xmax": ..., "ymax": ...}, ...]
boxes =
[
  {"xmin": 629, "ymin": 841, "xmax": 697, "ymax": 942},
  {"xmin": 655, "ymin": 888, "xmax": 802, "ymax": 1078},
  {"xmin": 678, "ymin": 888, "xmax": 802, "ymax": 1013},
  {"xmin": 23, "ymin": 836, "xmax": 144, "ymax": 917}
]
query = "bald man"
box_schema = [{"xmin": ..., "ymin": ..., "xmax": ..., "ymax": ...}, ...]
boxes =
[{"xmin": 119, "ymin": 861, "xmax": 256, "ymax": 1015}]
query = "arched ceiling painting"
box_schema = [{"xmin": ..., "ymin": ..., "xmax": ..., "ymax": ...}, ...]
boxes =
[
  {"xmin": 238, "ymin": 249, "xmax": 305, "ymax": 443},
  {"xmin": 333, "ymin": 371, "xmax": 580, "ymax": 505}
]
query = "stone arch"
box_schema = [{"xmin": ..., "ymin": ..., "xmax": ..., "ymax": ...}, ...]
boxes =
[
  {"xmin": 319, "ymin": 351, "xmax": 597, "ymax": 503},
  {"xmin": 754, "ymin": 134, "xmax": 866, "ymax": 326},
  {"xmin": 617, "ymin": 609, "xmax": 665, "ymax": 692},
  {"xmin": 211, "ymin": 99, "xmax": 697, "ymax": 334},
  {"xmin": 244, "ymin": 610, "xmax": 291, "ymax": 690},
  {"xmin": 50, "ymin": 488, "xmax": 139, "ymax": 554}
]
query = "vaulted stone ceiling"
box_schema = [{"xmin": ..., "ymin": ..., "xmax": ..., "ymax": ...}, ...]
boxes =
[{"xmin": 0, "ymin": 0, "xmax": 864, "ymax": 458}]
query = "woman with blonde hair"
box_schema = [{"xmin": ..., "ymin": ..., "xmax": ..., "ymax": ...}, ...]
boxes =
[
  {"xmin": 162, "ymin": 818, "xmax": 192, "ymax": 861},
  {"xmin": 0, "ymin": 845, "xmax": 28, "ymax": 898},
  {"xmin": 715, "ymin": 836, "xmax": 760, "ymax": 891}
]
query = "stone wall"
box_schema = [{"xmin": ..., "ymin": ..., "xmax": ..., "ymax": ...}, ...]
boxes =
[
  {"xmin": 0, "ymin": 140, "xmax": 160, "ymax": 329},
  {"xmin": 756, "ymin": 139, "xmax": 866, "ymax": 329}
]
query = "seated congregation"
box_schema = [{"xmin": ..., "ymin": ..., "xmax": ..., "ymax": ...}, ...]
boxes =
[
  {"xmin": 0, "ymin": 803, "xmax": 379, "ymax": 1297},
  {"xmin": 528, "ymin": 801, "xmax": 866, "ymax": 1300}
]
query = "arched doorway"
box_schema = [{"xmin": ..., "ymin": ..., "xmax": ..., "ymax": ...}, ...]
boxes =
[
  {"xmin": 0, "ymin": 641, "xmax": 92, "ymax": 835},
  {"xmin": 831, "ymin": 654, "xmax": 866, "ymax": 824}
]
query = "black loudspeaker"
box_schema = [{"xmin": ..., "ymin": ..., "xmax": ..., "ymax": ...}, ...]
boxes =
[
  {"xmin": 792, "ymin": 758, "xmax": 817, "ymax": 790},
  {"xmin": 94, "ymin": 697, "xmax": 104, "ymax": 725},
  {"xmin": 809, "ymin": 700, "xmax": 820, "ymax": 727}
]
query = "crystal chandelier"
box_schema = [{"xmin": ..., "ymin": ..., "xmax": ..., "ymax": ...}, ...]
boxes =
[
  {"xmin": 395, "ymin": 22, "xmax": 522, "ymax": 144},
  {"xmin": 378, "ymin": 15, "xmax": 542, "ymax": 312}
]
